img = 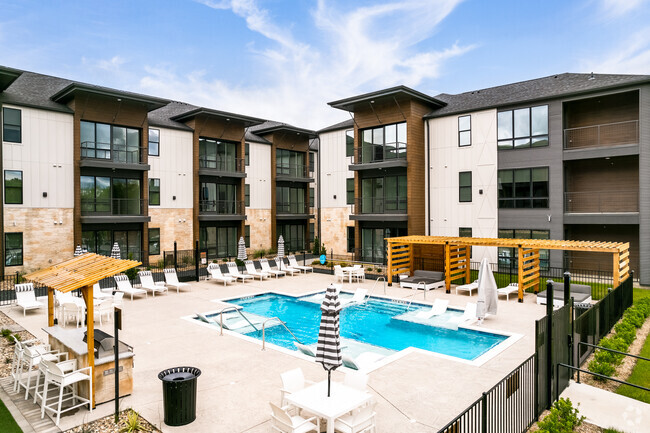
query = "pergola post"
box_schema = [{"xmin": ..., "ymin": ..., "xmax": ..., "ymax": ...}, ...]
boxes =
[
  {"xmin": 47, "ymin": 287, "xmax": 54, "ymax": 327},
  {"xmin": 444, "ymin": 242, "xmax": 451, "ymax": 293},
  {"xmin": 81, "ymin": 284, "xmax": 96, "ymax": 408}
]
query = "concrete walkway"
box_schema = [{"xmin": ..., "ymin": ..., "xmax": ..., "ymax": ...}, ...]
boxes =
[{"xmin": 561, "ymin": 381, "xmax": 650, "ymax": 433}]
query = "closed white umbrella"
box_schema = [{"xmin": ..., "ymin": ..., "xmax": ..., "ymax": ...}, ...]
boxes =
[
  {"xmin": 315, "ymin": 284, "xmax": 343, "ymax": 397},
  {"xmin": 477, "ymin": 258, "xmax": 498, "ymax": 320},
  {"xmin": 111, "ymin": 242, "xmax": 121, "ymax": 259}
]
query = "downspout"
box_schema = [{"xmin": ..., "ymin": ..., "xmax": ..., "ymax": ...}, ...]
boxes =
[{"xmin": 425, "ymin": 119, "xmax": 430, "ymax": 236}]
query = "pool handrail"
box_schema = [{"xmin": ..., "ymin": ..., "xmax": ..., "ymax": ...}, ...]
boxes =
[
  {"xmin": 261, "ymin": 317, "xmax": 303, "ymax": 351},
  {"xmin": 217, "ymin": 306, "xmax": 259, "ymax": 335}
]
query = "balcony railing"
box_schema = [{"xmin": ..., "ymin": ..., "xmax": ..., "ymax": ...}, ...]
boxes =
[
  {"xmin": 276, "ymin": 202, "xmax": 309, "ymax": 214},
  {"xmin": 564, "ymin": 190, "xmax": 638, "ymax": 213},
  {"xmin": 81, "ymin": 141, "xmax": 145, "ymax": 164},
  {"xmin": 199, "ymin": 200, "xmax": 244, "ymax": 215},
  {"xmin": 564, "ymin": 120, "xmax": 638, "ymax": 150},
  {"xmin": 351, "ymin": 143, "xmax": 407, "ymax": 165},
  {"xmin": 276, "ymin": 163, "xmax": 309, "ymax": 179},
  {"xmin": 352, "ymin": 197, "xmax": 407, "ymax": 214},
  {"xmin": 81, "ymin": 198, "xmax": 147, "ymax": 216},
  {"xmin": 198, "ymin": 156, "xmax": 246, "ymax": 173}
]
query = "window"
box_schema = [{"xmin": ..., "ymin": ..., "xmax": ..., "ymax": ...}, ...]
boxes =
[
  {"xmin": 4, "ymin": 170, "xmax": 22, "ymax": 204},
  {"xmin": 459, "ymin": 172, "xmax": 472, "ymax": 202},
  {"xmin": 498, "ymin": 229, "xmax": 550, "ymax": 270},
  {"xmin": 347, "ymin": 227, "xmax": 355, "ymax": 253},
  {"xmin": 245, "ymin": 142, "xmax": 250, "ymax": 166},
  {"xmin": 148, "ymin": 228, "xmax": 160, "ymax": 255},
  {"xmin": 346, "ymin": 130, "xmax": 354, "ymax": 157},
  {"xmin": 309, "ymin": 187, "xmax": 315, "ymax": 207},
  {"xmin": 3, "ymin": 108, "xmax": 21, "ymax": 143},
  {"xmin": 149, "ymin": 178, "xmax": 160, "ymax": 206},
  {"xmin": 498, "ymin": 105, "xmax": 548, "ymax": 150},
  {"xmin": 276, "ymin": 186, "xmax": 306, "ymax": 214},
  {"xmin": 245, "ymin": 184, "xmax": 250, "ymax": 207},
  {"xmin": 5, "ymin": 233, "xmax": 23, "ymax": 266},
  {"xmin": 199, "ymin": 138, "xmax": 238, "ymax": 171},
  {"xmin": 346, "ymin": 178, "xmax": 355, "ymax": 205},
  {"xmin": 458, "ymin": 115, "xmax": 471, "ymax": 147},
  {"xmin": 80, "ymin": 121, "xmax": 140, "ymax": 163},
  {"xmin": 309, "ymin": 152, "xmax": 314, "ymax": 173},
  {"xmin": 360, "ymin": 122, "xmax": 406, "ymax": 163},
  {"xmin": 148, "ymin": 129, "xmax": 160, "ymax": 156},
  {"xmin": 245, "ymin": 225, "xmax": 250, "ymax": 248},
  {"xmin": 498, "ymin": 167, "xmax": 549, "ymax": 208}
]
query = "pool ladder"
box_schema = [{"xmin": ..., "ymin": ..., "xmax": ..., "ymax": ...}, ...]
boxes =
[
  {"xmin": 261, "ymin": 317, "xmax": 303, "ymax": 351},
  {"xmin": 216, "ymin": 306, "xmax": 260, "ymax": 336}
]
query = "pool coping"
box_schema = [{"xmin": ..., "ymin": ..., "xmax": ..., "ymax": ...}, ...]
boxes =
[{"xmin": 181, "ymin": 288, "xmax": 524, "ymax": 371}]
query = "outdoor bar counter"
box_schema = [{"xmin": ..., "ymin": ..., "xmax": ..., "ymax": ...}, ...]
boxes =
[{"xmin": 43, "ymin": 326, "xmax": 134, "ymax": 405}]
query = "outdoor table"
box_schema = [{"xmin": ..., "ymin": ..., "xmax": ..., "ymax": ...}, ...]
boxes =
[{"xmin": 285, "ymin": 380, "xmax": 373, "ymax": 433}]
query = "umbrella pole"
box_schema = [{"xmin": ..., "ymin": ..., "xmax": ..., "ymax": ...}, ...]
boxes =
[{"xmin": 327, "ymin": 369, "xmax": 331, "ymax": 397}]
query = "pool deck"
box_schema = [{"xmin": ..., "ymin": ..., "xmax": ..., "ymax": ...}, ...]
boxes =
[{"xmin": 1, "ymin": 272, "xmax": 546, "ymax": 432}]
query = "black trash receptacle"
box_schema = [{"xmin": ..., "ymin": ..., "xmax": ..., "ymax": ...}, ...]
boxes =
[{"xmin": 158, "ymin": 366, "xmax": 201, "ymax": 426}]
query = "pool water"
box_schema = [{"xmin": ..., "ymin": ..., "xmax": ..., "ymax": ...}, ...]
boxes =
[{"xmin": 217, "ymin": 293, "xmax": 507, "ymax": 361}]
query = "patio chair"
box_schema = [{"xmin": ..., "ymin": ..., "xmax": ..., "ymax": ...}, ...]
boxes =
[
  {"xmin": 288, "ymin": 255, "xmax": 313, "ymax": 273},
  {"xmin": 138, "ymin": 271, "xmax": 168, "ymax": 297},
  {"xmin": 113, "ymin": 275, "xmax": 147, "ymax": 301},
  {"xmin": 342, "ymin": 352, "xmax": 385, "ymax": 371},
  {"xmin": 455, "ymin": 280, "xmax": 479, "ymax": 296},
  {"xmin": 333, "ymin": 402, "xmax": 376, "ymax": 433},
  {"xmin": 226, "ymin": 262, "xmax": 254, "ymax": 283},
  {"xmin": 260, "ymin": 258, "xmax": 286, "ymax": 278},
  {"xmin": 207, "ymin": 263, "xmax": 235, "ymax": 286},
  {"xmin": 92, "ymin": 283, "xmax": 113, "ymax": 300},
  {"xmin": 343, "ymin": 371, "xmax": 368, "ymax": 392},
  {"xmin": 38, "ymin": 359, "xmax": 92, "ymax": 426},
  {"xmin": 497, "ymin": 283, "xmax": 519, "ymax": 301},
  {"xmin": 269, "ymin": 402, "xmax": 320, "ymax": 433},
  {"xmin": 415, "ymin": 299, "xmax": 449, "ymax": 319},
  {"xmin": 275, "ymin": 257, "xmax": 300, "ymax": 276},
  {"xmin": 280, "ymin": 368, "xmax": 314, "ymax": 407},
  {"xmin": 341, "ymin": 288, "xmax": 368, "ymax": 306},
  {"xmin": 245, "ymin": 260, "xmax": 270, "ymax": 280},
  {"xmin": 15, "ymin": 283, "xmax": 44, "ymax": 316},
  {"xmin": 163, "ymin": 268, "xmax": 191, "ymax": 293},
  {"xmin": 447, "ymin": 302, "xmax": 477, "ymax": 327}
]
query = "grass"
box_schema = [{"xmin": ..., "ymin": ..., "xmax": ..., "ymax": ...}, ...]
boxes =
[{"xmin": 0, "ymin": 398, "xmax": 21, "ymax": 433}]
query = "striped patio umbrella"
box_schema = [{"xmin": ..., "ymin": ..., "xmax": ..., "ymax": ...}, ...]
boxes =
[
  {"xmin": 237, "ymin": 237, "xmax": 247, "ymax": 261},
  {"xmin": 73, "ymin": 245, "xmax": 83, "ymax": 257},
  {"xmin": 315, "ymin": 284, "xmax": 343, "ymax": 397},
  {"xmin": 277, "ymin": 236, "xmax": 285, "ymax": 270},
  {"xmin": 110, "ymin": 242, "xmax": 121, "ymax": 259}
]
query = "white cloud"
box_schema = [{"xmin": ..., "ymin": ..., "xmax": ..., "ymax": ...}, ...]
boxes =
[
  {"xmin": 137, "ymin": 0, "xmax": 471, "ymax": 129},
  {"xmin": 600, "ymin": 0, "xmax": 648, "ymax": 17},
  {"xmin": 581, "ymin": 28, "xmax": 650, "ymax": 74}
]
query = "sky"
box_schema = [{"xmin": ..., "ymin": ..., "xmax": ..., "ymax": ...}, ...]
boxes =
[{"xmin": 0, "ymin": 0, "xmax": 649, "ymax": 129}]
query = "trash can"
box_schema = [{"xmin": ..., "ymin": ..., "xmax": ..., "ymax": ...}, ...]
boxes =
[{"xmin": 158, "ymin": 366, "xmax": 201, "ymax": 426}]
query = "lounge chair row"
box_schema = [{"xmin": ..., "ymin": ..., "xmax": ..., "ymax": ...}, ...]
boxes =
[{"xmin": 207, "ymin": 257, "xmax": 313, "ymax": 285}]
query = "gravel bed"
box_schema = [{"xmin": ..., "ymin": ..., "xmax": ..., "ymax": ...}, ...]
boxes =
[
  {"xmin": 64, "ymin": 410, "xmax": 161, "ymax": 433},
  {"xmin": 0, "ymin": 310, "xmax": 36, "ymax": 378}
]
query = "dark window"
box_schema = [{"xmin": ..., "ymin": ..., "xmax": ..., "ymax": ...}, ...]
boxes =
[
  {"xmin": 4, "ymin": 170, "xmax": 22, "ymax": 204},
  {"xmin": 148, "ymin": 228, "xmax": 160, "ymax": 255},
  {"xmin": 149, "ymin": 178, "xmax": 160, "ymax": 206},
  {"xmin": 310, "ymin": 187, "xmax": 315, "ymax": 207},
  {"xmin": 245, "ymin": 225, "xmax": 250, "ymax": 248},
  {"xmin": 309, "ymin": 152, "xmax": 314, "ymax": 173},
  {"xmin": 498, "ymin": 105, "xmax": 548, "ymax": 150},
  {"xmin": 498, "ymin": 229, "xmax": 550, "ymax": 270},
  {"xmin": 346, "ymin": 130, "xmax": 354, "ymax": 157},
  {"xmin": 148, "ymin": 129, "xmax": 160, "ymax": 156},
  {"xmin": 347, "ymin": 227, "xmax": 355, "ymax": 253},
  {"xmin": 2, "ymin": 108, "xmax": 21, "ymax": 143},
  {"xmin": 5, "ymin": 233, "xmax": 23, "ymax": 266},
  {"xmin": 459, "ymin": 171, "xmax": 472, "ymax": 202},
  {"xmin": 458, "ymin": 115, "xmax": 471, "ymax": 147},
  {"xmin": 498, "ymin": 167, "xmax": 549, "ymax": 208},
  {"xmin": 346, "ymin": 178, "xmax": 355, "ymax": 205},
  {"xmin": 245, "ymin": 184, "xmax": 250, "ymax": 207},
  {"xmin": 245, "ymin": 142, "xmax": 250, "ymax": 166},
  {"xmin": 359, "ymin": 122, "xmax": 406, "ymax": 163}
]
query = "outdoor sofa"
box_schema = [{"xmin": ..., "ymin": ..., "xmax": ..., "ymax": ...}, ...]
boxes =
[
  {"xmin": 399, "ymin": 270, "xmax": 445, "ymax": 291},
  {"xmin": 536, "ymin": 281, "xmax": 592, "ymax": 307}
]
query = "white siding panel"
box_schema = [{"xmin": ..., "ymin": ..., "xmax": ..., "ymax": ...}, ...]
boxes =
[
  {"xmin": 148, "ymin": 128, "xmax": 193, "ymax": 209},
  {"xmin": 319, "ymin": 129, "xmax": 353, "ymax": 208},
  {"xmin": 246, "ymin": 142, "xmax": 271, "ymax": 209}
]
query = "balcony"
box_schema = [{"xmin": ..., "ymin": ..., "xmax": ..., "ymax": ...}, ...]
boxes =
[
  {"xmin": 198, "ymin": 157, "xmax": 246, "ymax": 178},
  {"xmin": 80, "ymin": 198, "xmax": 149, "ymax": 223},
  {"xmin": 276, "ymin": 163, "xmax": 313, "ymax": 182},
  {"xmin": 350, "ymin": 197, "xmax": 408, "ymax": 221},
  {"xmin": 198, "ymin": 200, "xmax": 245, "ymax": 221},
  {"xmin": 276, "ymin": 202, "xmax": 312, "ymax": 219},
  {"xmin": 349, "ymin": 144, "xmax": 407, "ymax": 171},
  {"xmin": 564, "ymin": 120, "xmax": 638, "ymax": 150},
  {"xmin": 564, "ymin": 190, "xmax": 639, "ymax": 224},
  {"xmin": 80, "ymin": 142, "xmax": 149, "ymax": 170}
]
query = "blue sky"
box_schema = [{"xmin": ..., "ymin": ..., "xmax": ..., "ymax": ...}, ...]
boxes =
[{"xmin": 0, "ymin": 0, "xmax": 648, "ymax": 129}]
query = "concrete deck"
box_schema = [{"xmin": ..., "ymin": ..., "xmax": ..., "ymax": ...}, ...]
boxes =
[{"xmin": 1, "ymin": 272, "xmax": 546, "ymax": 432}]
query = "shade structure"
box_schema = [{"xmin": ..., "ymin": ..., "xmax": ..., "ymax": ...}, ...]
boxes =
[
  {"xmin": 476, "ymin": 258, "xmax": 498, "ymax": 320},
  {"xmin": 315, "ymin": 284, "xmax": 343, "ymax": 397},
  {"xmin": 74, "ymin": 245, "xmax": 83, "ymax": 256},
  {"xmin": 111, "ymin": 242, "xmax": 121, "ymax": 259},
  {"xmin": 237, "ymin": 237, "xmax": 247, "ymax": 261}
]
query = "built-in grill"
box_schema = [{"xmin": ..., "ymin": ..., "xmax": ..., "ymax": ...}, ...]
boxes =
[{"xmin": 83, "ymin": 329, "xmax": 132, "ymax": 359}]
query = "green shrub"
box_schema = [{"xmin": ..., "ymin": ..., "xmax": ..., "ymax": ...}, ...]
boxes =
[
  {"xmin": 614, "ymin": 321, "xmax": 637, "ymax": 346},
  {"xmin": 589, "ymin": 358, "xmax": 616, "ymax": 381},
  {"xmin": 624, "ymin": 307, "xmax": 645, "ymax": 328},
  {"xmin": 537, "ymin": 398, "xmax": 585, "ymax": 433}
]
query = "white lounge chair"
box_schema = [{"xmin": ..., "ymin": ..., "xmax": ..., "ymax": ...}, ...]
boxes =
[
  {"xmin": 245, "ymin": 260, "xmax": 269, "ymax": 280},
  {"xmin": 288, "ymin": 255, "xmax": 313, "ymax": 273},
  {"xmin": 113, "ymin": 275, "xmax": 147, "ymax": 301},
  {"xmin": 269, "ymin": 402, "xmax": 320, "ymax": 433},
  {"xmin": 138, "ymin": 271, "xmax": 168, "ymax": 297},
  {"xmin": 275, "ymin": 258, "xmax": 299, "ymax": 276},
  {"xmin": 447, "ymin": 302, "xmax": 477, "ymax": 326},
  {"xmin": 163, "ymin": 268, "xmax": 191, "ymax": 293},
  {"xmin": 15, "ymin": 283, "xmax": 44, "ymax": 316},
  {"xmin": 207, "ymin": 263, "xmax": 235, "ymax": 286},
  {"xmin": 342, "ymin": 352, "xmax": 385, "ymax": 370},
  {"xmin": 416, "ymin": 299, "xmax": 449, "ymax": 319},
  {"xmin": 226, "ymin": 262, "xmax": 254, "ymax": 283},
  {"xmin": 455, "ymin": 280, "xmax": 479, "ymax": 296},
  {"xmin": 341, "ymin": 288, "xmax": 368, "ymax": 306},
  {"xmin": 260, "ymin": 258, "xmax": 286, "ymax": 278},
  {"xmin": 497, "ymin": 283, "xmax": 519, "ymax": 301},
  {"xmin": 92, "ymin": 283, "xmax": 113, "ymax": 300}
]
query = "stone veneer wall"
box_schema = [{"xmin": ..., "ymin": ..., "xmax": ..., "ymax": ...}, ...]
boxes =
[
  {"xmin": 320, "ymin": 207, "xmax": 353, "ymax": 256},
  {"xmin": 246, "ymin": 208, "xmax": 272, "ymax": 253},
  {"xmin": 148, "ymin": 208, "xmax": 194, "ymax": 263},
  {"xmin": 3, "ymin": 208, "xmax": 74, "ymax": 273}
]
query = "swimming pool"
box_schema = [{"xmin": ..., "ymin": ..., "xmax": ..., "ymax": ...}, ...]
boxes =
[{"xmin": 208, "ymin": 293, "xmax": 508, "ymax": 362}]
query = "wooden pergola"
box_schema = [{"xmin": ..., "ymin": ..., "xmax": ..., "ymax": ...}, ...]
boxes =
[
  {"xmin": 386, "ymin": 236, "xmax": 630, "ymax": 302},
  {"xmin": 24, "ymin": 253, "xmax": 141, "ymax": 406}
]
